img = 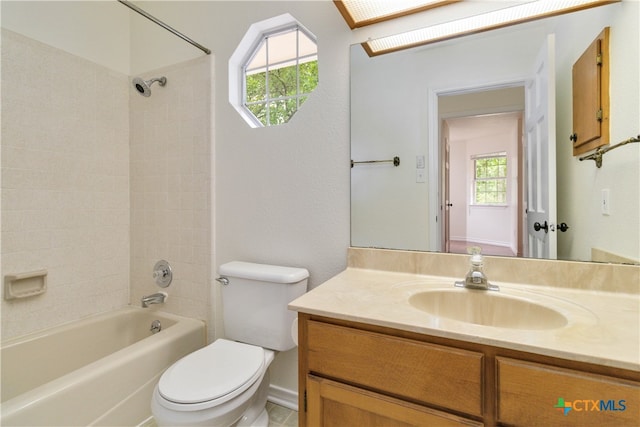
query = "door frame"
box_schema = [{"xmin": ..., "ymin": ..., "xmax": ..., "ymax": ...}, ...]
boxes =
[
  {"xmin": 442, "ymin": 110, "xmax": 524, "ymax": 256},
  {"xmin": 427, "ymin": 80, "xmax": 527, "ymax": 253}
]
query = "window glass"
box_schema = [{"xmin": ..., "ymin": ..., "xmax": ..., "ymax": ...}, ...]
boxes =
[
  {"xmin": 474, "ymin": 154, "xmax": 507, "ymax": 205},
  {"xmin": 243, "ymin": 26, "xmax": 318, "ymax": 127}
]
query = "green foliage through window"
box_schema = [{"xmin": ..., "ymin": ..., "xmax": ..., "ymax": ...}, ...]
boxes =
[
  {"xmin": 474, "ymin": 155, "xmax": 507, "ymax": 205},
  {"xmin": 246, "ymin": 61, "xmax": 317, "ymax": 126},
  {"xmin": 243, "ymin": 27, "xmax": 318, "ymax": 127}
]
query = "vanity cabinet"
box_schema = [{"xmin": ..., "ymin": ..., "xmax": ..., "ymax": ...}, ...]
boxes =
[{"xmin": 298, "ymin": 314, "xmax": 640, "ymax": 427}]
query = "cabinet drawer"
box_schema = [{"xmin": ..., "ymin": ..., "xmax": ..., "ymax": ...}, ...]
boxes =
[
  {"xmin": 497, "ymin": 357, "xmax": 640, "ymax": 426},
  {"xmin": 307, "ymin": 320, "xmax": 483, "ymax": 416},
  {"xmin": 307, "ymin": 375, "xmax": 483, "ymax": 427}
]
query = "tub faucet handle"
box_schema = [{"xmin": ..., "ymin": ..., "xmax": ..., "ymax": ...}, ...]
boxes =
[{"xmin": 153, "ymin": 260, "xmax": 172, "ymax": 288}]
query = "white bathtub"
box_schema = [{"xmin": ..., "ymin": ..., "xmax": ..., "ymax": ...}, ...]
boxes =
[{"xmin": 1, "ymin": 307, "xmax": 205, "ymax": 426}]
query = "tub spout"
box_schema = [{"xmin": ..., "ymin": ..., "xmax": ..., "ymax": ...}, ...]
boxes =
[{"xmin": 141, "ymin": 292, "xmax": 167, "ymax": 308}]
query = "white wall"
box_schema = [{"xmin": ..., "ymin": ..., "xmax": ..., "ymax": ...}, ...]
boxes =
[
  {"xmin": 553, "ymin": 2, "xmax": 639, "ymax": 262},
  {"xmin": 351, "ymin": 44, "xmax": 429, "ymax": 250},
  {"xmin": 351, "ymin": 21, "xmax": 547, "ymax": 252},
  {"xmin": 1, "ymin": 0, "xmax": 130, "ymax": 74},
  {"xmin": 125, "ymin": 1, "xmax": 352, "ymax": 280}
]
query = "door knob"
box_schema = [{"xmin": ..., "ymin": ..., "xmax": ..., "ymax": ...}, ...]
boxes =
[{"xmin": 534, "ymin": 221, "xmax": 549, "ymax": 233}]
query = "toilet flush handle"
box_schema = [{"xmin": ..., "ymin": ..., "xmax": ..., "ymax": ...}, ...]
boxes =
[{"xmin": 216, "ymin": 276, "xmax": 229, "ymax": 286}]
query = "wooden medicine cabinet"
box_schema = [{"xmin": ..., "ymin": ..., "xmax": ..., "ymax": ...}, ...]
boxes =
[{"xmin": 571, "ymin": 27, "xmax": 610, "ymax": 156}]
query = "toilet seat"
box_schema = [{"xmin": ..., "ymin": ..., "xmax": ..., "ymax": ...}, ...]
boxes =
[{"xmin": 158, "ymin": 339, "xmax": 265, "ymax": 409}]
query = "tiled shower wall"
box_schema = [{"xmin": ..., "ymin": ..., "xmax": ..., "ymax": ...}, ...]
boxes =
[
  {"xmin": 1, "ymin": 30, "xmax": 130, "ymax": 339},
  {"xmin": 129, "ymin": 57, "xmax": 213, "ymax": 328},
  {"xmin": 1, "ymin": 30, "xmax": 213, "ymax": 339}
]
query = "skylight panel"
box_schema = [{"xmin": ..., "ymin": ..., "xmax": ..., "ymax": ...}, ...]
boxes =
[{"xmin": 335, "ymin": 0, "xmax": 460, "ymax": 28}]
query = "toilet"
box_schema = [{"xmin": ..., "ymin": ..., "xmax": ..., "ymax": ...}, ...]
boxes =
[{"xmin": 151, "ymin": 261, "xmax": 309, "ymax": 427}]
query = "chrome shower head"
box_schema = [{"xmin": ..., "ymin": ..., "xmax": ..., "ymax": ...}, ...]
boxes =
[{"xmin": 132, "ymin": 76, "xmax": 167, "ymax": 97}]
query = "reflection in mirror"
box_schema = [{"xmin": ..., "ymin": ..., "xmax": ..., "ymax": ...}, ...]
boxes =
[
  {"xmin": 443, "ymin": 106, "xmax": 524, "ymax": 258},
  {"xmin": 350, "ymin": 2, "xmax": 639, "ymax": 264}
]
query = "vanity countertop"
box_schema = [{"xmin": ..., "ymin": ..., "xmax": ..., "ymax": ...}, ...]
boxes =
[{"xmin": 289, "ymin": 268, "xmax": 640, "ymax": 371}]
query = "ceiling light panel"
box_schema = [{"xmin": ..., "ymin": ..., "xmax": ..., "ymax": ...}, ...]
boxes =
[
  {"xmin": 335, "ymin": 0, "xmax": 460, "ymax": 28},
  {"xmin": 363, "ymin": 0, "xmax": 619, "ymax": 56}
]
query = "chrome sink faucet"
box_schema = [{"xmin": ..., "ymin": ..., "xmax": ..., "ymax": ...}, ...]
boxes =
[
  {"xmin": 141, "ymin": 292, "xmax": 167, "ymax": 308},
  {"xmin": 454, "ymin": 247, "xmax": 499, "ymax": 291}
]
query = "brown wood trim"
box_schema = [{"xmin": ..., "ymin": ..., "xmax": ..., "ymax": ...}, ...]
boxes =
[
  {"xmin": 298, "ymin": 313, "xmax": 311, "ymax": 426},
  {"xmin": 332, "ymin": 0, "xmax": 357, "ymax": 30},
  {"xmin": 333, "ymin": 0, "xmax": 460, "ymax": 30}
]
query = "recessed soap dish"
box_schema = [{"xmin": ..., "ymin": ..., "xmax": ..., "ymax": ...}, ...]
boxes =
[{"xmin": 4, "ymin": 270, "xmax": 47, "ymax": 300}]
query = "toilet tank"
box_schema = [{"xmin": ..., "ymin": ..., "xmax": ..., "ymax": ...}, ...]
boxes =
[{"xmin": 218, "ymin": 261, "xmax": 308, "ymax": 352}]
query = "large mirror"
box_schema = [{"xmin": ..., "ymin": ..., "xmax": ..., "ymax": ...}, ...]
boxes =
[{"xmin": 350, "ymin": 2, "xmax": 639, "ymax": 264}]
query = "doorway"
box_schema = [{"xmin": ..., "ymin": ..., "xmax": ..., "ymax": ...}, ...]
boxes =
[{"xmin": 438, "ymin": 87, "xmax": 525, "ymax": 257}]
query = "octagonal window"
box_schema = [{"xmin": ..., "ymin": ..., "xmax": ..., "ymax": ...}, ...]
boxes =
[{"xmin": 230, "ymin": 15, "xmax": 318, "ymax": 128}]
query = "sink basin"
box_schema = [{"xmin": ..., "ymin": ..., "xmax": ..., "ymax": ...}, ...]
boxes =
[{"xmin": 409, "ymin": 289, "xmax": 568, "ymax": 330}]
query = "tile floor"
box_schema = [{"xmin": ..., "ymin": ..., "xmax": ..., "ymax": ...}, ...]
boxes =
[
  {"xmin": 266, "ymin": 402, "xmax": 298, "ymax": 427},
  {"xmin": 145, "ymin": 402, "xmax": 297, "ymax": 427}
]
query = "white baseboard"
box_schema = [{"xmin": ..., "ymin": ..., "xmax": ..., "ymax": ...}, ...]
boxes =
[{"xmin": 268, "ymin": 385, "xmax": 298, "ymax": 411}]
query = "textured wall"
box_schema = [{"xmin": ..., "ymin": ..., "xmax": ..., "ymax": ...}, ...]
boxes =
[
  {"xmin": 1, "ymin": 30, "xmax": 130, "ymax": 339},
  {"xmin": 129, "ymin": 56, "xmax": 213, "ymax": 335}
]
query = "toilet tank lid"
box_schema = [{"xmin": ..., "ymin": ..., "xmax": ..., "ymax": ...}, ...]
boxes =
[{"xmin": 219, "ymin": 261, "xmax": 309, "ymax": 284}]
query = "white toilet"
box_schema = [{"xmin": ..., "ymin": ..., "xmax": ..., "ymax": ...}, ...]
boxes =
[{"xmin": 151, "ymin": 261, "xmax": 309, "ymax": 427}]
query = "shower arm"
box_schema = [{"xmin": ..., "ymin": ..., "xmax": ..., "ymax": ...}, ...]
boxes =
[
  {"xmin": 148, "ymin": 77, "xmax": 167, "ymax": 86},
  {"xmin": 117, "ymin": 0, "xmax": 211, "ymax": 55}
]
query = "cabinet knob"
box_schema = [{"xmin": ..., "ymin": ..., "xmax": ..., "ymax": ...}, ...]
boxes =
[{"xmin": 569, "ymin": 133, "xmax": 578, "ymax": 142}]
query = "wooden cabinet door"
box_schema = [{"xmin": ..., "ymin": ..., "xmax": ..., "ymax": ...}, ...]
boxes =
[
  {"xmin": 306, "ymin": 375, "xmax": 482, "ymax": 427},
  {"xmin": 572, "ymin": 27, "xmax": 609, "ymax": 155},
  {"xmin": 497, "ymin": 357, "xmax": 640, "ymax": 426},
  {"xmin": 306, "ymin": 320, "xmax": 483, "ymax": 416}
]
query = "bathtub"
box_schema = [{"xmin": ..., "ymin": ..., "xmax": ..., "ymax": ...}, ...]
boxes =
[{"xmin": 1, "ymin": 307, "xmax": 205, "ymax": 426}]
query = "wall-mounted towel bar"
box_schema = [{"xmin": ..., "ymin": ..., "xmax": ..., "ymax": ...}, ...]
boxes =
[
  {"xmin": 579, "ymin": 135, "xmax": 640, "ymax": 168},
  {"xmin": 351, "ymin": 156, "xmax": 400, "ymax": 168}
]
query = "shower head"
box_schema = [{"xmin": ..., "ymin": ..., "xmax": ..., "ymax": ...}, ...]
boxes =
[{"xmin": 132, "ymin": 76, "xmax": 167, "ymax": 97}]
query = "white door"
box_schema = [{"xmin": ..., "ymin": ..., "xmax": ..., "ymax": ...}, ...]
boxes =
[
  {"xmin": 443, "ymin": 135, "xmax": 451, "ymax": 253},
  {"xmin": 525, "ymin": 34, "xmax": 557, "ymax": 259}
]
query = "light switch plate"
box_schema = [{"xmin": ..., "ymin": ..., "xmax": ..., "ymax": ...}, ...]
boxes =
[{"xmin": 601, "ymin": 189, "xmax": 610, "ymax": 215}]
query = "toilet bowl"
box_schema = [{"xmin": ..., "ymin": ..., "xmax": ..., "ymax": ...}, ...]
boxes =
[
  {"xmin": 151, "ymin": 262, "xmax": 309, "ymax": 427},
  {"xmin": 152, "ymin": 340, "xmax": 275, "ymax": 426}
]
